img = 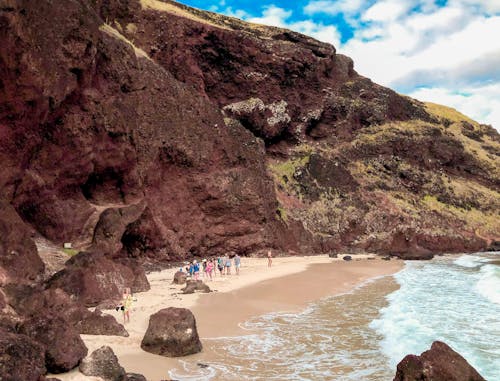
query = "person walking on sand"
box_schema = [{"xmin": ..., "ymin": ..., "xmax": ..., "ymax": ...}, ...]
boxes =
[
  {"xmin": 193, "ymin": 260, "xmax": 200, "ymax": 280},
  {"xmin": 206, "ymin": 258, "xmax": 214, "ymax": 281},
  {"xmin": 217, "ymin": 256, "xmax": 224, "ymax": 276},
  {"xmin": 267, "ymin": 250, "xmax": 272, "ymax": 267},
  {"xmin": 120, "ymin": 288, "xmax": 133, "ymax": 324},
  {"xmin": 234, "ymin": 253, "xmax": 241, "ymax": 275},
  {"xmin": 225, "ymin": 254, "xmax": 232, "ymax": 275},
  {"xmin": 202, "ymin": 259, "xmax": 207, "ymax": 279}
]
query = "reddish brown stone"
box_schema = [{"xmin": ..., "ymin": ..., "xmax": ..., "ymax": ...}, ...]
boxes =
[
  {"xmin": 141, "ymin": 307, "xmax": 202, "ymax": 357},
  {"xmin": 19, "ymin": 315, "xmax": 88, "ymax": 373},
  {"xmin": 394, "ymin": 341, "xmax": 486, "ymax": 381},
  {"xmin": 47, "ymin": 253, "xmax": 149, "ymax": 307},
  {"xmin": 0, "ymin": 329, "xmax": 46, "ymax": 381}
]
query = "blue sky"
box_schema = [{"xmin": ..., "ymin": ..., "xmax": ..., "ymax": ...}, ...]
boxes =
[{"xmin": 181, "ymin": 0, "xmax": 500, "ymax": 130}]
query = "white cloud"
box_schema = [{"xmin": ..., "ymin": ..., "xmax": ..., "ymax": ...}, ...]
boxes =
[
  {"xmin": 409, "ymin": 84, "xmax": 500, "ymax": 128},
  {"xmin": 362, "ymin": 1, "xmax": 412, "ymax": 21},
  {"xmin": 304, "ymin": 0, "xmax": 366, "ymax": 16},
  {"xmin": 247, "ymin": 5, "xmax": 292, "ymax": 26}
]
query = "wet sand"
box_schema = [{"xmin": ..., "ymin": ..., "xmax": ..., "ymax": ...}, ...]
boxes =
[
  {"xmin": 56, "ymin": 255, "xmax": 403, "ymax": 381},
  {"xmin": 193, "ymin": 259, "xmax": 403, "ymax": 338}
]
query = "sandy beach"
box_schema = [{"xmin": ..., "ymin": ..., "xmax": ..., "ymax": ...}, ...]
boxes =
[{"xmin": 56, "ymin": 254, "xmax": 403, "ymax": 381}]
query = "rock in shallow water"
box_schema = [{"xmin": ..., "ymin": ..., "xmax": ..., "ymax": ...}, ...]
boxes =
[
  {"xmin": 394, "ymin": 341, "xmax": 486, "ymax": 381},
  {"xmin": 141, "ymin": 307, "xmax": 202, "ymax": 357}
]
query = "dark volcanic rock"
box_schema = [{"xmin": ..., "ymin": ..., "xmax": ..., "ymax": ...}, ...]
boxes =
[
  {"xmin": 173, "ymin": 271, "xmax": 187, "ymax": 285},
  {"xmin": 6, "ymin": 287, "xmax": 127, "ymax": 336},
  {"xmin": 47, "ymin": 252, "xmax": 149, "ymax": 306},
  {"xmin": 76, "ymin": 311, "xmax": 129, "ymax": 337},
  {"xmin": 394, "ymin": 341, "xmax": 486, "ymax": 381},
  {"xmin": 486, "ymin": 240, "xmax": 500, "ymax": 251},
  {"xmin": 0, "ymin": 329, "xmax": 46, "ymax": 381},
  {"xmin": 19, "ymin": 315, "xmax": 88, "ymax": 373},
  {"xmin": 122, "ymin": 374, "xmax": 147, "ymax": 381},
  {"xmin": 141, "ymin": 307, "xmax": 202, "ymax": 357},
  {"xmin": 0, "ymin": 200, "xmax": 44, "ymax": 285},
  {"xmin": 79, "ymin": 346, "xmax": 125, "ymax": 381},
  {"xmin": 182, "ymin": 280, "xmax": 211, "ymax": 294},
  {"xmin": 343, "ymin": 255, "xmax": 352, "ymax": 261}
]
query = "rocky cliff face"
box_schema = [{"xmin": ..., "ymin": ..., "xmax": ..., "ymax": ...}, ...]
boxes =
[{"xmin": 1, "ymin": 0, "xmax": 499, "ymax": 291}]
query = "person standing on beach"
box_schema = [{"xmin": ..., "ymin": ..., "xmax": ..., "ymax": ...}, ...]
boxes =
[
  {"xmin": 193, "ymin": 260, "xmax": 200, "ymax": 280},
  {"xmin": 217, "ymin": 256, "xmax": 224, "ymax": 276},
  {"xmin": 267, "ymin": 250, "xmax": 272, "ymax": 267},
  {"xmin": 234, "ymin": 253, "xmax": 241, "ymax": 275},
  {"xmin": 120, "ymin": 288, "xmax": 133, "ymax": 324},
  {"xmin": 225, "ymin": 254, "xmax": 232, "ymax": 275},
  {"xmin": 202, "ymin": 259, "xmax": 207, "ymax": 279},
  {"xmin": 206, "ymin": 259, "xmax": 214, "ymax": 281}
]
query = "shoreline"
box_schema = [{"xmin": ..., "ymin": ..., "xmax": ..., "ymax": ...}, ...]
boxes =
[{"xmin": 56, "ymin": 254, "xmax": 404, "ymax": 380}]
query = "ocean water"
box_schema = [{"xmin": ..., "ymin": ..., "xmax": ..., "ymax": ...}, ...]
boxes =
[
  {"xmin": 169, "ymin": 253, "xmax": 500, "ymax": 381},
  {"xmin": 371, "ymin": 252, "xmax": 500, "ymax": 380}
]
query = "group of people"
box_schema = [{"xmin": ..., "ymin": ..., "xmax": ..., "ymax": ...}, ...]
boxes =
[
  {"xmin": 116, "ymin": 251, "xmax": 274, "ymax": 324},
  {"xmin": 183, "ymin": 253, "xmax": 242, "ymax": 281}
]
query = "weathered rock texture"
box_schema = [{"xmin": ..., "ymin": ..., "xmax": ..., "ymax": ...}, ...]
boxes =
[
  {"xmin": 182, "ymin": 279, "xmax": 211, "ymax": 294},
  {"xmin": 0, "ymin": 329, "xmax": 46, "ymax": 381},
  {"xmin": 79, "ymin": 346, "xmax": 125, "ymax": 381},
  {"xmin": 141, "ymin": 307, "xmax": 202, "ymax": 357},
  {"xmin": 19, "ymin": 315, "xmax": 88, "ymax": 373},
  {"xmin": 394, "ymin": 341, "xmax": 486, "ymax": 381}
]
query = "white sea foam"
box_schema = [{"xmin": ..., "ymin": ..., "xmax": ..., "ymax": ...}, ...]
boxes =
[
  {"xmin": 476, "ymin": 264, "xmax": 500, "ymax": 304},
  {"xmin": 371, "ymin": 253, "xmax": 500, "ymax": 380},
  {"xmin": 453, "ymin": 254, "xmax": 483, "ymax": 268}
]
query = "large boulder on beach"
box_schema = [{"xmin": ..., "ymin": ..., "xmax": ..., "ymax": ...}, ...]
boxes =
[
  {"xmin": 393, "ymin": 341, "xmax": 486, "ymax": 381},
  {"xmin": 47, "ymin": 252, "xmax": 149, "ymax": 307},
  {"xmin": 0, "ymin": 329, "xmax": 46, "ymax": 381},
  {"xmin": 182, "ymin": 280, "xmax": 211, "ymax": 294},
  {"xmin": 6, "ymin": 286, "xmax": 127, "ymax": 337},
  {"xmin": 141, "ymin": 307, "xmax": 202, "ymax": 357},
  {"xmin": 19, "ymin": 315, "xmax": 88, "ymax": 373},
  {"xmin": 79, "ymin": 346, "xmax": 125, "ymax": 381},
  {"xmin": 75, "ymin": 311, "xmax": 129, "ymax": 337},
  {"xmin": 173, "ymin": 271, "xmax": 187, "ymax": 285}
]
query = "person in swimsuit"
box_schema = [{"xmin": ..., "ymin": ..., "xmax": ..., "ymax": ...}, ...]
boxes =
[
  {"xmin": 267, "ymin": 250, "xmax": 272, "ymax": 267},
  {"xmin": 193, "ymin": 260, "xmax": 200, "ymax": 280},
  {"xmin": 120, "ymin": 288, "xmax": 133, "ymax": 324},
  {"xmin": 225, "ymin": 254, "xmax": 231, "ymax": 275},
  {"xmin": 217, "ymin": 256, "xmax": 224, "ymax": 276},
  {"xmin": 234, "ymin": 253, "xmax": 241, "ymax": 275},
  {"xmin": 206, "ymin": 259, "xmax": 214, "ymax": 281}
]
